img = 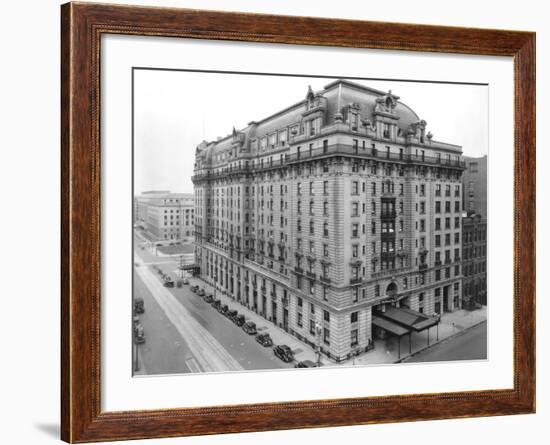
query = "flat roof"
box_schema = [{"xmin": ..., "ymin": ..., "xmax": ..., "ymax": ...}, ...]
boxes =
[
  {"xmin": 381, "ymin": 307, "xmax": 440, "ymax": 332},
  {"xmin": 372, "ymin": 316, "xmax": 410, "ymax": 337}
]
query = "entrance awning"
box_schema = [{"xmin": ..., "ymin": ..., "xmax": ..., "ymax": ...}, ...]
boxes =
[
  {"xmin": 372, "ymin": 316, "xmax": 410, "ymax": 337},
  {"xmin": 379, "ymin": 307, "xmax": 440, "ymax": 333}
]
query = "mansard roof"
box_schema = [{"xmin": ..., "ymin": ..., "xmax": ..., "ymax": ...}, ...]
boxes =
[{"xmin": 197, "ymin": 79, "xmax": 423, "ymax": 162}]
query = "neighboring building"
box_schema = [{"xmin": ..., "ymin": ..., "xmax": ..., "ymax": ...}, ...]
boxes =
[
  {"xmin": 192, "ymin": 80, "xmax": 465, "ymax": 362},
  {"xmin": 462, "ymin": 155, "xmax": 487, "ymax": 217},
  {"xmin": 462, "ymin": 213, "xmax": 487, "ymax": 308},
  {"xmin": 134, "ymin": 191, "xmax": 195, "ymax": 241}
]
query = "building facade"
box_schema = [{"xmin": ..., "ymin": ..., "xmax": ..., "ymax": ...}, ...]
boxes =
[
  {"xmin": 462, "ymin": 214, "xmax": 487, "ymax": 308},
  {"xmin": 462, "ymin": 155, "xmax": 487, "ymax": 217},
  {"xmin": 192, "ymin": 80, "xmax": 465, "ymax": 362},
  {"xmin": 134, "ymin": 191, "xmax": 195, "ymax": 241}
]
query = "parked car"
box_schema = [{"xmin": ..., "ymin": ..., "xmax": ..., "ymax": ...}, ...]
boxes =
[
  {"xmin": 242, "ymin": 321, "xmax": 257, "ymax": 335},
  {"xmin": 219, "ymin": 304, "xmax": 229, "ymax": 314},
  {"xmin": 226, "ymin": 309, "xmax": 238, "ymax": 320},
  {"xmin": 134, "ymin": 324, "xmax": 146, "ymax": 344},
  {"xmin": 255, "ymin": 333, "xmax": 273, "ymax": 347},
  {"xmin": 163, "ymin": 277, "xmax": 174, "ymax": 288},
  {"xmin": 204, "ymin": 293, "xmax": 214, "ymax": 304},
  {"xmin": 133, "ymin": 297, "xmax": 145, "ymax": 314},
  {"xmin": 211, "ymin": 299, "xmax": 221, "ymax": 310},
  {"xmin": 196, "ymin": 288, "xmax": 206, "ymax": 297},
  {"xmin": 182, "ymin": 278, "xmax": 189, "ymax": 285},
  {"xmin": 273, "ymin": 345, "xmax": 294, "ymax": 362},
  {"xmin": 294, "ymin": 360, "xmax": 317, "ymax": 368},
  {"xmin": 190, "ymin": 285, "xmax": 199, "ymax": 293},
  {"xmin": 234, "ymin": 314, "xmax": 246, "ymax": 326}
]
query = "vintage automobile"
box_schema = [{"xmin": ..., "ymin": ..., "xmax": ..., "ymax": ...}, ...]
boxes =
[
  {"xmin": 273, "ymin": 344, "xmax": 294, "ymax": 362},
  {"xmin": 182, "ymin": 278, "xmax": 189, "ymax": 285},
  {"xmin": 242, "ymin": 321, "xmax": 257, "ymax": 335},
  {"xmin": 226, "ymin": 309, "xmax": 238, "ymax": 320},
  {"xmin": 204, "ymin": 293, "xmax": 214, "ymax": 304},
  {"xmin": 255, "ymin": 333, "xmax": 273, "ymax": 347},
  {"xmin": 211, "ymin": 299, "xmax": 221, "ymax": 310},
  {"xmin": 134, "ymin": 324, "xmax": 145, "ymax": 344},
  {"xmin": 294, "ymin": 360, "xmax": 317, "ymax": 368},
  {"xmin": 190, "ymin": 285, "xmax": 199, "ymax": 293},
  {"xmin": 233, "ymin": 314, "xmax": 246, "ymax": 327},
  {"xmin": 196, "ymin": 288, "xmax": 206, "ymax": 297},
  {"xmin": 133, "ymin": 297, "xmax": 145, "ymax": 314},
  {"xmin": 163, "ymin": 276, "xmax": 175, "ymax": 288},
  {"xmin": 218, "ymin": 304, "xmax": 229, "ymax": 314}
]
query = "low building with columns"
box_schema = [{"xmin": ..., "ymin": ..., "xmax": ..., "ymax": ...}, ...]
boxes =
[
  {"xmin": 192, "ymin": 80, "xmax": 465, "ymax": 362},
  {"xmin": 135, "ymin": 191, "xmax": 195, "ymax": 241}
]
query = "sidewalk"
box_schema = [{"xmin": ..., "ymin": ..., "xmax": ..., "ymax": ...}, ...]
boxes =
[
  {"xmin": 184, "ymin": 274, "xmax": 487, "ymax": 367},
  {"xmin": 339, "ymin": 306, "xmax": 487, "ymax": 366},
  {"xmin": 187, "ymin": 277, "xmax": 328, "ymax": 366}
]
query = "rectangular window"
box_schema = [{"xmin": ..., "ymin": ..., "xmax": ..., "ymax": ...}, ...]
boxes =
[
  {"xmin": 350, "ymin": 329, "xmax": 358, "ymax": 347},
  {"xmin": 323, "ymin": 328, "xmax": 330, "ymax": 345}
]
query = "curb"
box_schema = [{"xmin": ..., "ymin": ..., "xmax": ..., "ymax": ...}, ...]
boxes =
[{"xmin": 395, "ymin": 319, "xmax": 487, "ymax": 363}]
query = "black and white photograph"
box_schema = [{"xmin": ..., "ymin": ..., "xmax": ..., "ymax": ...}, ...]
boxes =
[{"xmin": 132, "ymin": 70, "xmax": 488, "ymax": 375}]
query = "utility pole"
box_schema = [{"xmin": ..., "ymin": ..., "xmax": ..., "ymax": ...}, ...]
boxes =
[
  {"xmin": 179, "ymin": 255, "xmax": 185, "ymax": 280},
  {"xmin": 133, "ymin": 338, "xmax": 140, "ymax": 372}
]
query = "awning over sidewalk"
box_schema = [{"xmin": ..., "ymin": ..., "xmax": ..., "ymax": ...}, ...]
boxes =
[
  {"xmin": 372, "ymin": 316, "xmax": 410, "ymax": 337},
  {"xmin": 380, "ymin": 307, "xmax": 440, "ymax": 333},
  {"xmin": 373, "ymin": 307, "xmax": 441, "ymax": 359}
]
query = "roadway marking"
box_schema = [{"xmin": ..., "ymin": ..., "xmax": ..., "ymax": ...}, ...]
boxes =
[
  {"xmin": 185, "ymin": 357, "xmax": 202, "ymax": 373},
  {"xmin": 135, "ymin": 256, "xmax": 243, "ymax": 373}
]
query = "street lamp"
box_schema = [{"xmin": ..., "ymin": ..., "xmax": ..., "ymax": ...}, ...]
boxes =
[{"xmin": 315, "ymin": 321, "xmax": 323, "ymax": 367}]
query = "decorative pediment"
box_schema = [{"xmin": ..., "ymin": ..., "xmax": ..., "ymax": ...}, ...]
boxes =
[{"xmin": 374, "ymin": 90, "xmax": 400, "ymax": 114}]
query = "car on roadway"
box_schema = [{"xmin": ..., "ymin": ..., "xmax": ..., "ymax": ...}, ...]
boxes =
[
  {"xmin": 134, "ymin": 324, "xmax": 146, "ymax": 344},
  {"xmin": 234, "ymin": 314, "xmax": 246, "ymax": 327},
  {"xmin": 163, "ymin": 277, "xmax": 175, "ymax": 288},
  {"xmin": 242, "ymin": 321, "xmax": 257, "ymax": 335},
  {"xmin": 219, "ymin": 304, "xmax": 229, "ymax": 314},
  {"xmin": 133, "ymin": 297, "xmax": 145, "ymax": 314},
  {"xmin": 182, "ymin": 278, "xmax": 189, "ymax": 285},
  {"xmin": 196, "ymin": 288, "xmax": 206, "ymax": 297},
  {"xmin": 255, "ymin": 333, "xmax": 273, "ymax": 347},
  {"xmin": 226, "ymin": 309, "xmax": 238, "ymax": 320},
  {"xmin": 211, "ymin": 299, "xmax": 221, "ymax": 310},
  {"xmin": 273, "ymin": 345, "xmax": 294, "ymax": 362},
  {"xmin": 190, "ymin": 285, "xmax": 199, "ymax": 293},
  {"xmin": 294, "ymin": 360, "xmax": 317, "ymax": 368},
  {"xmin": 204, "ymin": 293, "xmax": 214, "ymax": 303}
]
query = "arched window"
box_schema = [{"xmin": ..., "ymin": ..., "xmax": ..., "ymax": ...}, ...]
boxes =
[{"xmin": 386, "ymin": 282, "xmax": 398, "ymax": 296}]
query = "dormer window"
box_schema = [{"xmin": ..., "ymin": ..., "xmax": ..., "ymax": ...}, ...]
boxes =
[{"xmin": 383, "ymin": 123, "xmax": 391, "ymax": 139}]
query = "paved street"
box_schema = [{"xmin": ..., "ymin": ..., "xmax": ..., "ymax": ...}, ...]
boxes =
[
  {"xmin": 133, "ymin": 235, "xmax": 292, "ymax": 375},
  {"xmin": 133, "ymin": 231, "xmax": 487, "ymax": 374},
  {"xmin": 403, "ymin": 321, "xmax": 487, "ymax": 363}
]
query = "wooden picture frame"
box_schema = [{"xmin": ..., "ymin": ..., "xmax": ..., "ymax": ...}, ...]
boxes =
[{"xmin": 61, "ymin": 2, "xmax": 536, "ymax": 442}]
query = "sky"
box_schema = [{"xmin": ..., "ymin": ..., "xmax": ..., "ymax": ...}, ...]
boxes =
[{"xmin": 134, "ymin": 70, "xmax": 488, "ymax": 194}]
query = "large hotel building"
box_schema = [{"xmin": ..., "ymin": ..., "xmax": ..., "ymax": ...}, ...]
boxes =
[{"xmin": 192, "ymin": 80, "xmax": 465, "ymax": 361}]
